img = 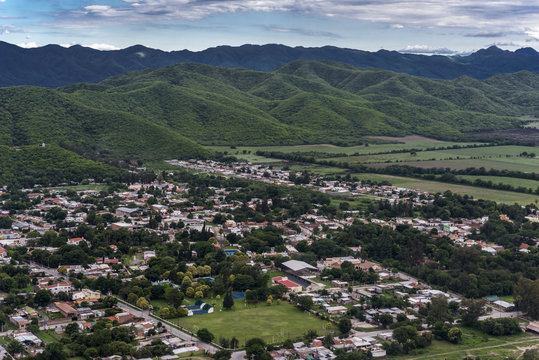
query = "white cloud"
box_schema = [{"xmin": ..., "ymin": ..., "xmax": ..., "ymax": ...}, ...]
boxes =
[
  {"xmin": 17, "ymin": 42, "xmax": 38, "ymax": 48},
  {"xmin": 525, "ymin": 27, "xmax": 539, "ymax": 40},
  {"xmin": 400, "ymin": 44, "xmax": 460, "ymax": 55},
  {"xmin": 86, "ymin": 43, "xmax": 120, "ymax": 50},
  {"xmin": 50, "ymin": 0, "xmax": 539, "ymax": 41}
]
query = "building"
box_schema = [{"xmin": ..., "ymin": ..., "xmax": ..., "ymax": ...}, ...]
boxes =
[
  {"xmin": 36, "ymin": 281, "xmax": 72, "ymax": 295},
  {"xmin": 282, "ymin": 260, "xmax": 318, "ymax": 276},
  {"xmin": 54, "ymin": 302, "xmax": 77, "ymax": 318},
  {"xmin": 72, "ymin": 289, "xmax": 101, "ymax": 303},
  {"xmin": 115, "ymin": 207, "xmax": 141, "ymax": 218},
  {"xmin": 272, "ymin": 276, "xmax": 303, "ymax": 293}
]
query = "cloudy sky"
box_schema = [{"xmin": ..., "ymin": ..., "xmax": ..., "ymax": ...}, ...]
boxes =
[{"xmin": 2, "ymin": 0, "xmax": 539, "ymax": 54}]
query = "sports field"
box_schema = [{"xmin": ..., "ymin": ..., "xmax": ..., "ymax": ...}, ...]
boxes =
[{"xmin": 174, "ymin": 300, "xmax": 328, "ymax": 346}]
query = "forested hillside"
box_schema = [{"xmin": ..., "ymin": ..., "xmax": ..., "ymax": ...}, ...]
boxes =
[{"xmin": 0, "ymin": 60, "xmax": 538, "ymax": 173}]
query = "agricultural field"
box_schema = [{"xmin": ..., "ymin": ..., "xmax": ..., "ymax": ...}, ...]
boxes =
[
  {"xmin": 352, "ymin": 173, "xmax": 539, "ymax": 205},
  {"xmin": 390, "ymin": 327, "xmax": 539, "ymax": 360},
  {"xmin": 173, "ymin": 299, "xmax": 328, "ymax": 346},
  {"xmin": 326, "ymin": 145, "xmax": 539, "ymax": 169},
  {"xmin": 210, "ymin": 136, "xmax": 481, "ymax": 159}
]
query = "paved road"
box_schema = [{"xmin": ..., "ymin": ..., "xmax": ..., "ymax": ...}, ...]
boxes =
[
  {"xmin": 479, "ymin": 310, "xmax": 521, "ymax": 321},
  {"xmin": 24, "ymin": 261, "xmax": 62, "ymax": 278}
]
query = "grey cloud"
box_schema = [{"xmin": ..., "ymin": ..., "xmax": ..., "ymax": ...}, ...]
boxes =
[{"xmin": 262, "ymin": 25, "xmax": 342, "ymax": 39}]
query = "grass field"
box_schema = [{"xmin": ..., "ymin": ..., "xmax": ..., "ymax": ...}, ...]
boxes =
[
  {"xmin": 327, "ymin": 145, "xmax": 539, "ymax": 170},
  {"xmin": 173, "ymin": 300, "xmax": 328, "ymax": 346},
  {"xmin": 391, "ymin": 327, "xmax": 539, "ymax": 360},
  {"xmin": 352, "ymin": 173, "xmax": 539, "ymax": 205},
  {"xmin": 48, "ymin": 184, "xmax": 106, "ymax": 191},
  {"xmin": 36, "ymin": 330, "xmax": 62, "ymax": 344},
  {"xmin": 209, "ymin": 137, "xmax": 481, "ymax": 158}
]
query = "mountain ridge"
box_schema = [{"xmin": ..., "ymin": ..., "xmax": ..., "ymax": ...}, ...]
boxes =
[{"xmin": 2, "ymin": 42, "xmax": 539, "ymax": 87}]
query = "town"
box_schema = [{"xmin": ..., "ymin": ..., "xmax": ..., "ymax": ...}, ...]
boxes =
[{"xmin": 0, "ymin": 158, "xmax": 537, "ymax": 360}]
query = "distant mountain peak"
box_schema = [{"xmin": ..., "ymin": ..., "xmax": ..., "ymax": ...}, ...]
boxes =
[
  {"xmin": 0, "ymin": 42, "xmax": 539, "ymax": 87},
  {"xmin": 515, "ymin": 47, "xmax": 538, "ymax": 56}
]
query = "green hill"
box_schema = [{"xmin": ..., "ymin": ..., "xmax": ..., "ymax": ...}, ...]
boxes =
[
  {"xmin": 60, "ymin": 61, "xmax": 530, "ymax": 145},
  {"xmin": 0, "ymin": 144, "xmax": 125, "ymax": 187},
  {"xmin": 2, "ymin": 60, "xmax": 538, "ymax": 164}
]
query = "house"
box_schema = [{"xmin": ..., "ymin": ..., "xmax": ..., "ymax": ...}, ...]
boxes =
[
  {"xmin": 9, "ymin": 315, "xmax": 31, "ymax": 329},
  {"xmin": 68, "ymin": 237, "xmax": 86, "ymax": 246},
  {"xmin": 72, "ymin": 289, "xmax": 101, "ymax": 303},
  {"xmin": 272, "ymin": 276, "xmax": 303, "ymax": 293},
  {"xmin": 115, "ymin": 207, "xmax": 140, "ymax": 218},
  {"xmin": 76, "ymin": 307, "xmax": 95, "ymax": 320},
  {"xmin": 111, "ymin": 222, "xmax": 135, "ymax": 231},
  {"xmin": 326, "ymin": 306, "xmax": 348, "ymax": 315},
  {"xmin": 526, "ymin": 321, "xmax": 539, "ymax": 334},
  {"xmin": 115, "ymin": 312, "xmax": 135, "ymax": 324},
  {"xmin": 54, "ymin": 302, "xmax": 77, "ymax": 318},
  {"xmin": 36, "ymin": 281, "xmax": 72, "ymax": 295}
]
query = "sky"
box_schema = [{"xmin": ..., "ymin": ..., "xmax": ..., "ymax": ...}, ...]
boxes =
[{"xmin": 1, "ymin": 0, "xmax": 539, "ymax": 54}]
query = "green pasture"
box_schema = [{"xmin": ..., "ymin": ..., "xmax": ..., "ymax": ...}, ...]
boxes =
[{"xmin": 173, "ymin": 300, "xmax": 328, "ymax": 346}]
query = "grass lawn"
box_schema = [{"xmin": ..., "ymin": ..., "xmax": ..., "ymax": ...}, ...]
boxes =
[
  {"xmin": 391, "ymin": 327, "xmax": 538, "ymax": 360},
  {"xmin": 174, "ymin": 300, "xmax": 328, "ymax": 346},
  {"xmin": 36, "ymin": 330, "xmax": 62, "ymax": 343},
  {"xmin": 352, "ymin": 173, "xmax": 539, "ymax": 205},
  {"xmin": 500, "ymin": 296, "xmax": 515, "ymax": 303}
]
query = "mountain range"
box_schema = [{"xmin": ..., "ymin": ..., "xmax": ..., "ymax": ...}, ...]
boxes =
[{"xmin": 2, "ymin": 42, "xmax": 539, "ymax": 87}]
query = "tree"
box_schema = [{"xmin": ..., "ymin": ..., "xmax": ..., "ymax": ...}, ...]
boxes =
[
  {"xmin": 523, "ymin": 348, "xmax": 539, "ymax": 360},
  {"xmin": 447, "ymin": 327, "xmax": 462, "ymax": 344},
  {"xmin": 214, "ymin": 350, "xmax": 232, "ymax": 360},
  {"xmin": 246, "ymin": 338, "xmax": 271, "ymax": 360},
  {"xmin": 35, "ymin": 289, "xmax": 52, "ymax": 306},
  {"xmin": 198, "ymin": 328, "xmax": 215, "ymax": 343},
  {"xmin": 514, "ymin": 278, "xmax": 539, "ymax": 320},
  {"xmin": 393, "ymin": 325, "xmax": 418, "ymax": 344},
  {"xmin": 427, "ymin": 294, "xmax": 452, "ymax": 325},
  {"xmin": 377, "ymin": 314, "xmax": 394, "ymax": 328},
  {"xmin": 136, "ymin": 297, "xmax": 149, "ymax": 309},
  {"xmin": 338, "ymin": 318, "xmax": 352, "ymax": 335},
  {"xmin": 0, "ymin": 216, "xmax": 12, "ymax": 229},
  {"xmin": 65, "ymin": 322, "xmax": 79, "ymax": 336},
  {"xmin": 223, "ymin": 292, "xmax": 234, "ymax": 310},
  {"xmin": 297, "ymin": 296, "xmax": 313, "ymax": 311},
  {"xmin": 6, "ymin": 340, "xmax": 24, "ymax": 355},
  {"xmin": 460, "ymin": 298, "xmax": 487, "ymax": 327},
  {"xmin": 127, "ymin": 292, "xmax": 138, "ymax": 305},
  {"xmin": 164, "ymin": 287, "xmax": 184, "ymax": 307}
]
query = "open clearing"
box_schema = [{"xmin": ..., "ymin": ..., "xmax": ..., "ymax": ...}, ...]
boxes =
[{"xmin": 174, "ymin": 300, "xmax": 328, "ymax": 346}]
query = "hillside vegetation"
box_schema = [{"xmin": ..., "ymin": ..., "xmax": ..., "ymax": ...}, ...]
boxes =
[
  {"xmin": 60, "ymin": 61, "xmax": 536, "ymax": 145},
  {"xmin": 1, "ymin": 60, "xmax": 538, "ymax": 166},
  {"xmin": 0, "ymin": 145, "xmax": 125, "ymax": 187}
]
